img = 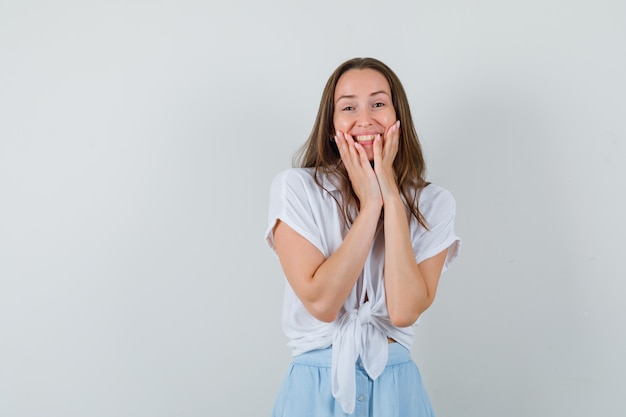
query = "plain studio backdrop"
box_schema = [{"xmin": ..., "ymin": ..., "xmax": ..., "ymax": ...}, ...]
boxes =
[{"xmin": 1, "ymin": 1, "xmax": 625, "ymax": 416}]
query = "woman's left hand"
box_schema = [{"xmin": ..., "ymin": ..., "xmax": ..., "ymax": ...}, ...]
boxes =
[{"xmin": 373, "ymin": 120, "xmax": 401, "ymax": 200}]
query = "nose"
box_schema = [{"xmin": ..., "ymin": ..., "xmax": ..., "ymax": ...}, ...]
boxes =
[{"xmin": 355, "ymin": 108, "xmax": 373, "ymax": 127}]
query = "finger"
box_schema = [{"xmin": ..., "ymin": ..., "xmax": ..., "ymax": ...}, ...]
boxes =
[
  {"xmin": 383, "ymin": 120, "xmax": 400, "ymax": 161},
  {"xmin": 373, "ymin": 133, "xmax": 383, "ymax": 167},
  {"xmin": 354, "ymin": 140, "xmax": 373, "ymax": 170},
  {"xmin": 344, "ymin": 133, "xmax": 364, "ymax": 167},
  {"xmin": 350, "ymin": 134, "xmax": 376, "ymax": 174},
  {"xmin": 385, "ymin": 120, "xmax": 400, "ymax": 146},
  {"xmin": 335, "ymin": 131, "xmax": 352, "ymax": 165},
  {"xmin": 337, "ymin": 131, "xmax": 363, "ymax": 179}
]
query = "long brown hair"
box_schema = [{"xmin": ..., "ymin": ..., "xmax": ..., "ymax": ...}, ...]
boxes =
[{"xmin": 294, "ymin": 57, "xmax": 429, "ymax": 228}]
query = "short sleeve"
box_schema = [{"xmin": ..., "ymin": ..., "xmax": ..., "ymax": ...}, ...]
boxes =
[
  {"xmin": 265, "ymin": 169, "xmax": 325, "ymax": 257},
  {"xmin": 412, "ymin": 186, "xmax": 461, "ymax": 272}
]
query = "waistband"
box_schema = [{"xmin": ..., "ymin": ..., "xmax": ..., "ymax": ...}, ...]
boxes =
[{"xmin": 292, "ymin": 342, "xmax": 411, "ymax": 368}]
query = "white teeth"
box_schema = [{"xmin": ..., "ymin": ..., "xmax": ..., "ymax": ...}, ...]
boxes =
[{"xmin": 355, "ymin": 135, "xmax": 376, "ymax": 142}]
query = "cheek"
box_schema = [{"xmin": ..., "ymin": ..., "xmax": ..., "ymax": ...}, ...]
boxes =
[
  {"xmin": 333, "ymin": 113, "xmax": 349, "ymax": 131},
  {"xmin": 380, "ymin": 109, "xmax": 397, "ymax": 128}
]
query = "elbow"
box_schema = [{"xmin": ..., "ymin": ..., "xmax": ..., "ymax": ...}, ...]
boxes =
[
  {"xmin": 307, "ymin": 301, "xmax": 340, "ymax": 323},
  {"xmin": 388, "ymin": 300, "xmax": 432, "ymax": 328},
  {"xmin": 389, "ymin": 310, "xmax": 420, "ymax": 328},
  {"xmin": 315, "ymin": 312, "xmax": 339, "ymax": 323}
]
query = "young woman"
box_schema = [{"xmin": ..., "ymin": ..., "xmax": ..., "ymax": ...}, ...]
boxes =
[{"xmin": 265, "ymin": 57, "xmax": 461, "ymax": 417}]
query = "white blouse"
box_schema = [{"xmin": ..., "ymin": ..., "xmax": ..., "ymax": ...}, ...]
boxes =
[{"xmin": 265, "ymin": 167, "xmax": 461, "ymax": 414}]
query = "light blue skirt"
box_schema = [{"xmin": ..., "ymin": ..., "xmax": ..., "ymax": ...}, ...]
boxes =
[{"xmin": 271, "ymin": 343, "xmax": 436, "ymax": 417}]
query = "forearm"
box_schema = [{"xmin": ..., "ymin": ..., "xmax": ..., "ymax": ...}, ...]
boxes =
[
  {"xmin": 383, "ymin": 195, "xmax": 431, "ymax": 327},
  {"xmin": 304, "ymin": 204, "xmax": 382, "ymax": 322}
]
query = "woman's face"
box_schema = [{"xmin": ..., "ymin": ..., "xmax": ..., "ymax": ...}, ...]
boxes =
[{"xmin": 333, "ymin": 68, "xmax": 397, "ymax": 161}]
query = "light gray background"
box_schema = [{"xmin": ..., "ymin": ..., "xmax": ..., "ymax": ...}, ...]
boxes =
[{"xmin": 1, "ymin": 1, "xmax": 625, "ymax": 416}]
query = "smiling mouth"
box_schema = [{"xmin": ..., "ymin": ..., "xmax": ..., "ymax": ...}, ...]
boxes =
[{"xmin": 355, "ymin": 135, "xmax": 376, "ymax": 143}]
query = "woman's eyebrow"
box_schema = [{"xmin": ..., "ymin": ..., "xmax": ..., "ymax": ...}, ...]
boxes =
[
  {"xmin": 335, "ymin": 90, "xmax": 390, "ymax": 102},
  {"xmin": 335, "ymin": 94, "xmax": 356, "ymax": 102},
  {"xmin": 370, "ymin": 90, "xmax": 391, "ymax": 98}
]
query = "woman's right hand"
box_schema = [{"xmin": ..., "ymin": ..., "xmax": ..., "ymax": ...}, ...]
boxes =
[{"xmin": 335, "ymin": 131, "xmax": 383, "ymax": 211}]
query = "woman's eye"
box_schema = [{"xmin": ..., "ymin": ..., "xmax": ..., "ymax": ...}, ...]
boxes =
[
  {"xmin": 342, "ymin": 106, "xmax": 354, "ymax": 111},
  {"xmin": 373, "ymin": 102, "xmax": 384, "ymax": 108}
]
